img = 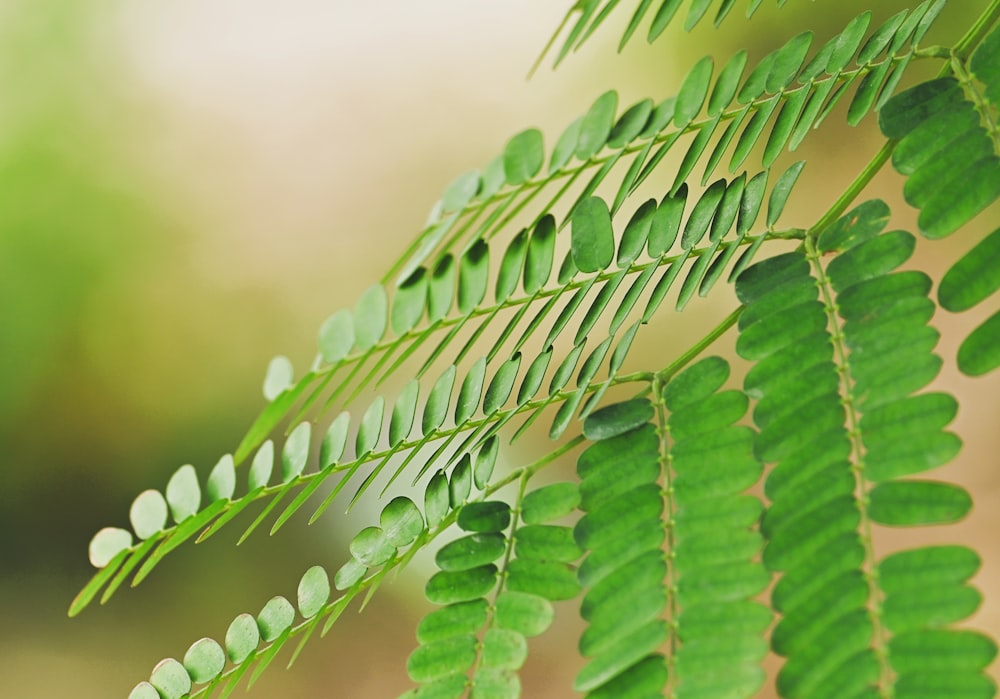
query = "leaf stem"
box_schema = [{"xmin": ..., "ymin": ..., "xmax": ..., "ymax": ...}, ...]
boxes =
[
  {"xmin": 654, "ymin": 304, "xmax": 744, "ymax": 383},
  {"xmin": 807, "ymin": 140, "xmax": 894, "ymax": 240},
  {"xmin": 952, "ymin": 0, "xmax": 1000, "ymax": 61}
]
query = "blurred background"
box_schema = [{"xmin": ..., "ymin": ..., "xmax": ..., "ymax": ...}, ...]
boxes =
[{"xmin": 1, "ymin": 1, "xmax": 997, "ymax": 697}]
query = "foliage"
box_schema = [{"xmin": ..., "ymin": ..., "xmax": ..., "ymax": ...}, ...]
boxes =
[{"xmin": 73, "ymin": 2, "xmax": 1000, "ymax": 698}]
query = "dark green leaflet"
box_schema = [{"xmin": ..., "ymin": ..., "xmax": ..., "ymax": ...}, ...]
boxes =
[{"xmin": 736, "ymin": 201, "xmax": 992, "ymax": 699}]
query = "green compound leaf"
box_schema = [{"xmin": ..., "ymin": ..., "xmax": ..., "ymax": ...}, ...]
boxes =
[
  {"xmin": 879, "ymin": 72, "xmax": 1000, "ymax": 239},
  {"xmin": 572, "ymin": 197, "xmax": 615, "ymax": 273},
  {"xmin": 502, "ymin": 129, "xmax": 544, "ymax": 186}
]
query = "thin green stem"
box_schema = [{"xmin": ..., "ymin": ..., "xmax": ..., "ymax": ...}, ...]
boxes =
[
  {"xmin": 952, "ymin": 0, "xmax": 1000, "ymax": 61},
  {"xmin": 804, "ymin": 236, "xmax": 892, "ymax": 698},
  {"xmin": 655, "ymin": 305, "xmax": 744, "ymax": 383}
]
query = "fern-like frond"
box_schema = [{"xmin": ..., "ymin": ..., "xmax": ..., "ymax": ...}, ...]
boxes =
[
  {"xmin": 74, "ymin": 0, "xmax": 948, "ymax": 621},
  {"xmin": 571, "ymin": 365, "xmax": 769, "ymax": 697},
  {"xmin": 123, "ymin": 461, "xmax": 517, "ymax": 698},
  {"xmin": 74, "ymin": 153, "xmax": 796, "ymax": 615},
  {"xmin": 125, "ymin": 564, "xmax": 343, "ymax": 699},
  {"xmin": 400, "ymin": 465, "xmax": 583, "ymax": 698},
  {"xmin": 734, "ymin": 200, "xmax": 996, "ymax": 698}
]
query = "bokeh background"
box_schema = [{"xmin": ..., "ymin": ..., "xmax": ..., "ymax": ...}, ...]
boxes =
[{"xmin": 1, "ymin": 1, "xmax": 997, "ymax": 697}]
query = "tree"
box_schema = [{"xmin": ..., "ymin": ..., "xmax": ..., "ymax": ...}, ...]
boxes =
[{"xmin": 72, "ymin": 1, "xmax": 1000, "ymax": 697}]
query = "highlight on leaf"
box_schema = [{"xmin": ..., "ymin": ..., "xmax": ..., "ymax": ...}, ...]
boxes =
[{"xmin": 736, "ymin": 198, "xmax": 994, "ymax": 699}]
